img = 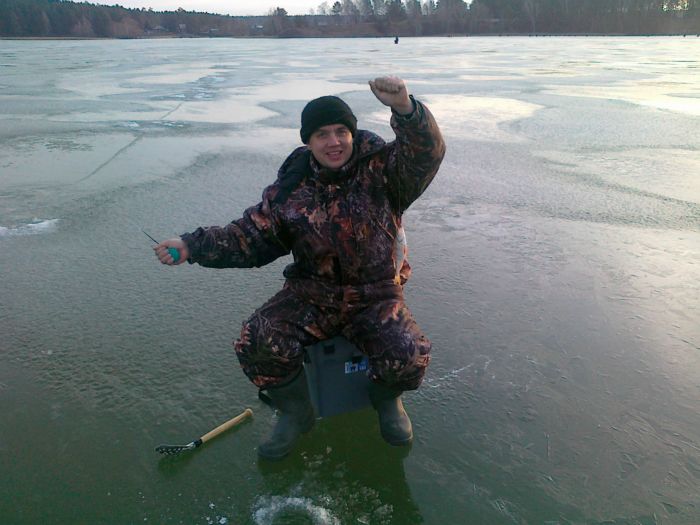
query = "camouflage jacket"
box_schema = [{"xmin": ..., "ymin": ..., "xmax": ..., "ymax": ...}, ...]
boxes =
[{"xmin": 181, "ymin": 98, "xmax": 445, "ymax": 287}]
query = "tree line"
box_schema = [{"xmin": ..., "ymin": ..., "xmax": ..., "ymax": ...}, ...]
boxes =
[{"xmin": 1, "ymin": 0, "xmax": 698, "ymax": 39}]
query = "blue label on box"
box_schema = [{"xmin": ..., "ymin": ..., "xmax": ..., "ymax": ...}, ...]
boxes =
[{"xmin": 344, "ymin": 358, "xmax": 368, "ymax": 374}]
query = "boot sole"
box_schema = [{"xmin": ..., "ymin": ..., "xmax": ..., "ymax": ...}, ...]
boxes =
[
  {"xmin": 385, "ymin": 437, "xmax": 413, "ymax": 446},
  {"xmin": 257, "ymin": 447, "xmax": 290, "ymax": 461}
]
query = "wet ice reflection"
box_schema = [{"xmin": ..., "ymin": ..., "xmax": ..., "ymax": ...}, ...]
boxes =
[{"xmin": 1, "ymin": 36, "xmax": 698, "ymax": 525}]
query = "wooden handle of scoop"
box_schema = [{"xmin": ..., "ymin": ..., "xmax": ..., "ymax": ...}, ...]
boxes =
[{"xmin": 200, "ymin": 408, "xmax": 253, "ymax": 444}]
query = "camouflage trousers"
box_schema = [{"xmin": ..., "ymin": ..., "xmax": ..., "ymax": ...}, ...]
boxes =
[{"xmin": 234, "ymin": 278, "xmax": 431, "ymax": 391}]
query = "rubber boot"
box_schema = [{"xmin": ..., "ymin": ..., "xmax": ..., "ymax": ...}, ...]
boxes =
[
  {"xmin": 369, "ymin": 382, "xmax": 413, "ymax": 446},
  {"xmin": 258, "ymin": 368, "xmax": 315, "ymax": 460}
]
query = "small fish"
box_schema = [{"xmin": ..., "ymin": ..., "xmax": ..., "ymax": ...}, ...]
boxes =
[{"xmin": 394, "ymin": 226, "xmax": 407, "ymax": 285}]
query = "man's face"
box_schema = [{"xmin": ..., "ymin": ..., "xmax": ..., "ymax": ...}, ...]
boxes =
[{"xmin": 307, "ymin": 124, "xmax": 353, "ymax": 170}]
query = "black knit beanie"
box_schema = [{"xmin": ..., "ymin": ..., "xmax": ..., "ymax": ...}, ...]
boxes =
[{"xmin": 300, "ymin": 96, "xmax": 357, "ymax": 144}]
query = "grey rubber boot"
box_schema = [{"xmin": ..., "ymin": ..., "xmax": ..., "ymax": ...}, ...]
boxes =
[
  {"xmin": 369, "ymin": 382, "xmax": 413, "ymax": 446},
  {"xmin": 258, "ymin": 368, "xmax": 316, "ymax": 460}
]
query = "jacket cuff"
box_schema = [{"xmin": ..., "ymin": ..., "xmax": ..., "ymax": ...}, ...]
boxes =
[
  {"xmin": 391, "ymin": 95, "xmax": 418, "ymax": 120},
  {"xmin": 180, "ymin": 231, "xmax": 200, "ymax": 264}
]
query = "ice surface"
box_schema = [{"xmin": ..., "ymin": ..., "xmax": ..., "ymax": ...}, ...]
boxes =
[
  {"xmin": 0, "ymin": 218, "xmax": 59, "ymax": 236},
  {"xmin": 543, "ymin": 81, "xmax": 700, "ymax": 116},
  {"xmin": 1, "ymin": 37, "xmax": 699, "ymax": 525},
  {"xmin": 420, "ymin": 94, "xmax": 541, "ymax": 142}
]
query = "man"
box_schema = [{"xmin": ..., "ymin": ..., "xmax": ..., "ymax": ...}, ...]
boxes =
[{"xmin": 154, "ymin": 76, "xmax": 445, "ymax": 460}]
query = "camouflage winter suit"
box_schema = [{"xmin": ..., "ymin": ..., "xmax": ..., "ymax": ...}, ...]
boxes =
[{"xmin": 181, "ymin": 97, "xmax": 445, "ymax": 391}]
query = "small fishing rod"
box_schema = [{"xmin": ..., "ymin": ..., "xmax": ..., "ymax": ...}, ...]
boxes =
[{"xmin": 142, "ymin": 229, "xmax": 181, "ymax": 263}]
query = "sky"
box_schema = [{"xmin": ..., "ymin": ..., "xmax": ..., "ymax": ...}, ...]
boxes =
[{"xmin": 98, "ymin": 0, "xmax": 325, "ymax": 16}]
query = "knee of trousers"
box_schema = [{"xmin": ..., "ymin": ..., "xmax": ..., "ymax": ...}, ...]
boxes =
[
  {"xmin": 369, "ymin": 334, "xmax": 432, "ymax": 392},
  {"xmin": 233, "ymin": 315, "xmax": 305, "ymax": 388}
]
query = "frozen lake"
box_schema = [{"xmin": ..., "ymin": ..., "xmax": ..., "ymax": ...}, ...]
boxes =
[{"xmin": 1, "ymin": 36, "xmax": 699, "ymax": 524}]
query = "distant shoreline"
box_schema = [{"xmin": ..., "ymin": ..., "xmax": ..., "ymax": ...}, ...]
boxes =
[
  {"xmin": 2, "ymin": 33, "xmax": 698, "ymax": 41},
  {"xmin": 4, "ymin": 0, "xmax": 697, "ymax": 42}
]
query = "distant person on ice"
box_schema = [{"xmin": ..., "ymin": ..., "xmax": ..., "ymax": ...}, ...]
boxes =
[{"xmin": 154, "ymin": 76, "xmax": 446, "ymax": 460}]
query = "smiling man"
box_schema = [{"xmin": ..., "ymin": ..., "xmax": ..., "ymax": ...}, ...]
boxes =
[
  {"xmin": 154, "ymin": 76, "xmax": 445, "ymax": 460},
  {"xmin": 301, "ymin": 96, "xmax": 356, "ymax": 169}
]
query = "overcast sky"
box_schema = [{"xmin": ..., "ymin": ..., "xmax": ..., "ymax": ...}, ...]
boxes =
[{"xmin": 97, "ymin": 0, "xmax": 325, "ymax": 16}]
